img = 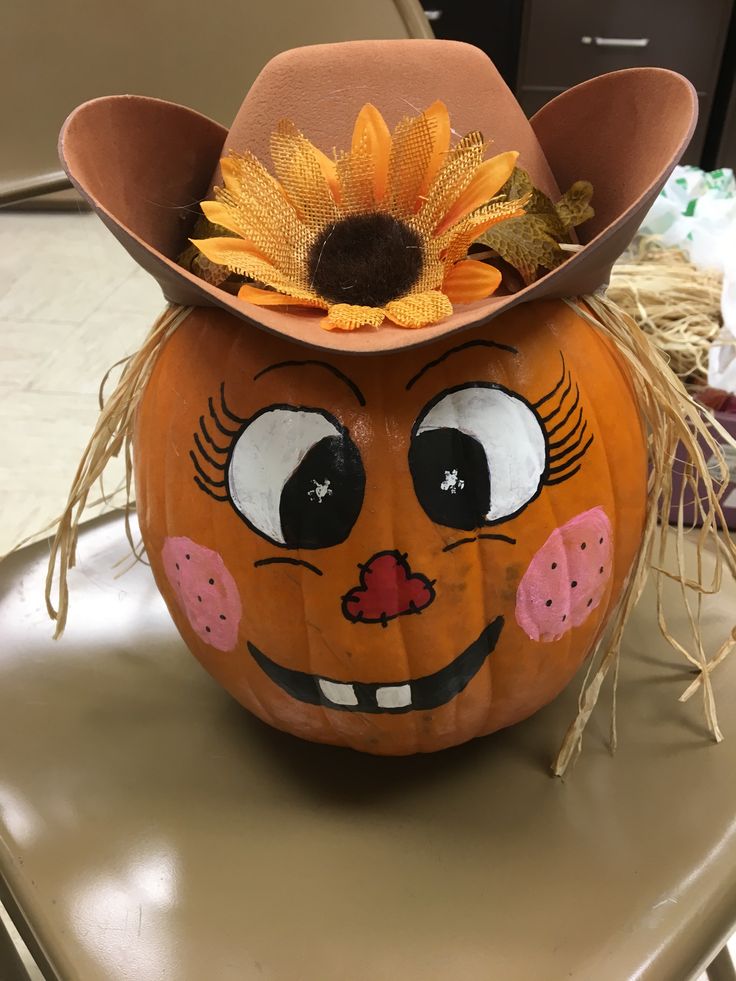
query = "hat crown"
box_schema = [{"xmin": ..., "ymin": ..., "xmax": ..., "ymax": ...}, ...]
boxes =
[{"xmin": 215, "ymin": 39, "xmax": 561, "ymax": 200}]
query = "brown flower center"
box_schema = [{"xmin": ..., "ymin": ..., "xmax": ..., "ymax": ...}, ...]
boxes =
[{"xmin": 307, "ymin": 213, "xmax": 423, "ymax": 308}]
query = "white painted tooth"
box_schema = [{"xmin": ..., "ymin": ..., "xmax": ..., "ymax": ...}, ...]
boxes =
[
  {"xmin": 318, "ymin": 679, "xmax": 359, "ymax": 706},
  {"xmin": 376, "ymin": 684, "xmax": 412, "ymax": 709}
]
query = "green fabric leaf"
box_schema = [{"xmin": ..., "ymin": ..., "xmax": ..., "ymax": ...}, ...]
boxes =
[
  {"xmin": 555, "ymin": 180, "xmax": 594, "ymax": 231},
  {"xmin": 477, "ymin": 168, "xmax": 594, "ymax": 286}
]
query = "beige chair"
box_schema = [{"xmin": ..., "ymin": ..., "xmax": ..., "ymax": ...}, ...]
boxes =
[
  {"xmin": 0, "ymin": 0, "xmax": 431, "ymax": 206},
  {"xmin": 0, "ymin": 514, "xmax": 735, "ymax": 979}
]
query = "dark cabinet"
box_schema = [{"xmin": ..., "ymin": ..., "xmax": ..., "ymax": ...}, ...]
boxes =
[
  {"xmin": 713, "ymin": 2, "xmax": 736, "ymax": 166},
  {"xmin": 426, "ymin": 0, "xmax": 734, "ymax": 166},
  {"xmin": 520, "ymin": 0, "xmax": 729, "ymax": 91},
  {"xmin": 517, "ymin": 0, "xmax": 732, "ymax": 164},
  {"xmin": 420, "ymin": 0, "xmax": 523, "ymax": 88},
  {"xmin": 718, "ymin": 85, "xmax": 736, "ymax": 166}
]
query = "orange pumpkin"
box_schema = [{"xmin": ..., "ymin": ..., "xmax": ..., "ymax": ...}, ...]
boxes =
[{"xmin": 134, "ymin": 297, "xmax": 647, "ymax": 754}]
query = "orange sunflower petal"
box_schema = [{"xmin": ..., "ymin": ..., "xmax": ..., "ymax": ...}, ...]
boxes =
[
  {"xmin": 218, "ymin": 155, "xmax": 242, "ymax": 195},
  {"xmin": 417, "ymin": 100, "xmax": 451, "ymax": 200},
  {"xmin": 238, "ymin": 284, "xmax": 326, "ymax": 308},
  {"xmin": 200, "ymin": 200, "xmax": 244, "ymax": 236},
  {"xmin": 312, "ymin": 146, "xmax": 341, "ymax": 203},
  {"xmin": 435, "ymin": 151, "xmax": 519, "ymax": 235},
  {"xmin": 384, "ymin": 290, "xmax": 453, "ymax": 328},
  {"xmin": 351, "ymin": 104, "xmax": 392, "ymax": 203},
  {"xmin": 385, "ymin": 110, "xmax": 436, "ymax": 216},
  {"xmin": 190, "ymin": 236, "xmax": 269, "ymax": 266},
  {"xmin": 443, "ymin": 259, "xmax": 502, "ymax": 303},
  {"xmin": 322, "ymin": 304, "xmax": 386, "ymax": 331}
]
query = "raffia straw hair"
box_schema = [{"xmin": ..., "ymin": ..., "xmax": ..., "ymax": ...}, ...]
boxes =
[
  {"xmin": 555, "ymin": 293, "xmax": 736, "ymax": 775},
  {"xmin": 44, "ymin": 296, "xmax": 736, "ymax": 776},
  {"xmin": 45, "ymin": 304, "xmax": 192, "ymax": 638},
  {"xmin": 607, "ymin": 239, "xmax": 725, "ymax": 383}
]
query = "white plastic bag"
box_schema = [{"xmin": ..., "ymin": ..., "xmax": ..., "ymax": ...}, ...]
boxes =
[{"xmin": 637, "ymin": 165, "xmax": 736, "ymax": 390}]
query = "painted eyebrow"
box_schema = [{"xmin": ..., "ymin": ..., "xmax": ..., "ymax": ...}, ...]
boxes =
[
  {"xmin": 405, "ymin": 339, "xmax": 519, "ymax": 391},
  {"xmin": 253, "ymin": 360, "xmax": 366, "ymax": 406}
]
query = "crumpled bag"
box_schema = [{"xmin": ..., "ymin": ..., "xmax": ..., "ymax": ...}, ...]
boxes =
[{"xmin": 636, "ymin": 165, "xmax": 736, "ymax": 391}]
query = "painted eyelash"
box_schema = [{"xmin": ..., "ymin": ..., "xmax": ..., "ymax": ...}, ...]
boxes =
[
  {"xmin": 534, "ymin": 354, "xmax": 594, "ymax": 486},
  {"xmin": 191, "ymin": 383, "xmax": 246, "ymax": 502}
]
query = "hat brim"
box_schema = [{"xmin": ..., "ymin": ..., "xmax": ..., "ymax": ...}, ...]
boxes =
[{"xmin": 59, "ymin": 41, "xmax": 696, "ymax": 354}]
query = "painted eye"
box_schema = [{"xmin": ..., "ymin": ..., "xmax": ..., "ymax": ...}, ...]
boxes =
[
  {"xmin": 227, "ymin": 406, "xmax": 365, "ymax": 549},
  {"xmin": 409, "ymin": 383, "xmax": 548, "ymax": 530}
]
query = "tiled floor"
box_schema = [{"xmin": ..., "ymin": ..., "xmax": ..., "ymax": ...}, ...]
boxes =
[
  {"xmin": 0, "ymin": 206, "xmax": 164, "ymax": 974},
  {"xmin": 0, "ymin": 209, "xmax": 164, "ymax": 557}
]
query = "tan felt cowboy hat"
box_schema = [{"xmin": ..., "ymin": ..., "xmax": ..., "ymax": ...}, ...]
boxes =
[{"xmin": 59, "ymin": 39, "xmax": 697, "ymax": 354}]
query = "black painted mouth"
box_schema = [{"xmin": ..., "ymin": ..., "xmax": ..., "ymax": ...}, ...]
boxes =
[{"xmin": 247, "ymin": 616, "xmax": 504, "ymax": 714}]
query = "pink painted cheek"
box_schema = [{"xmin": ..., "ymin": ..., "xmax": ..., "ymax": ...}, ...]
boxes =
[
  {"xmin": 515, "ymin": 507, "xmax": 613, "ymax": 643},
  {"xmin": 162, "ymin": 536, "xmax": 242, "ymax": 652}
]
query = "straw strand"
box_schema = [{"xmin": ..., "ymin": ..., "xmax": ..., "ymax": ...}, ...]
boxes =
[
  {"xmin": 553, "ymin": 293, "xmax": 736, "ymax": 774},
  {"xmin": 45, "ymin": 304, "xmax": 192, "ymax": 637},
  {"xmin": 607, "ymin": 240, "xmax": 727, "ymax": 384}
]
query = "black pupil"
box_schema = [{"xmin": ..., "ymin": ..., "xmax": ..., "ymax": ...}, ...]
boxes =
[
  {"xmin": 408, "ymin": 428, "xmax": 490, "ymax": 531},
  {"xmin": 280, "ymin": 434, "xmax": 365, "ymax": 548},
  {"xmin": 307, "ymin": 213, "xmax": 423, "ymax": 307}
]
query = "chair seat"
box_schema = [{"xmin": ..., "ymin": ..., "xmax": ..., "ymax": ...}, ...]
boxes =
[{"xmin": 0, "ymin": 514, "xmax": 735, "ymax": 981}]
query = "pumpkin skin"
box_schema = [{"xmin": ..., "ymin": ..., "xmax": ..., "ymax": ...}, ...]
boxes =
[{"xmin": 134, "ymin": 298, "xmax": 647, "ymax": 754}]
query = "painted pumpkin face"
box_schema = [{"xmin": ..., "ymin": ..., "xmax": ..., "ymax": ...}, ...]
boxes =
[{"xmin": 134, "ymin": 298, "xmax": 648, "ymax": 754}]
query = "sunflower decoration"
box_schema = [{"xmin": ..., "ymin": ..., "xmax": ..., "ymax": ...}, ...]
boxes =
[{"xmin": 188, "ymin": 102, "xmax": 529, "ymax": 331}]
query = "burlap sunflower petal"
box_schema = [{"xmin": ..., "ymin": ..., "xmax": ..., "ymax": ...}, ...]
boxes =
[
  {"xmin": 417, "ymin": 100, "xmax": 451, "ymax": 200},
  {"xmin": 443, "ymin": 259, "xmax": 502, "ymax": 302},
  {"xmin": 412, "ymin": 252, "xmax": 447, "ymax": 295},
  {"xmin": 322, "ymin": 304, "xmax": 386, "ymax": 331},
  {"xmin": 384, "ymin": 290, "xmax": 453, "ymax": 328},
  {"xmin": 336, "ymin": 138, "xmax": 377, "ymax": 214},
  {"xmin": 214, "ymin": 152, "xmax": 308, "ymax": 282},
  {"xmin": 385, "ymin": 109, "xmax": 435, "ymax": 217},
  {"xmin": 270, "ymin": 119, "xmax": 340, "ymax": 227},
  {"xmin": 216, "ymin": 191, "xmax": 310, "ymax": 284}
]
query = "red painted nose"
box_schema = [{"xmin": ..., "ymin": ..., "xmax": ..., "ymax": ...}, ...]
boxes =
[{"xmin": 342, "ymin": 550, "xmax": 436, "ymax": 626}]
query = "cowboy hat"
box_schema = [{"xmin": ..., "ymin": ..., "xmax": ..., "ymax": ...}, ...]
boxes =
[{"xmin": 59, "ymin": 39, "xmax": 697, "ymax": 354}]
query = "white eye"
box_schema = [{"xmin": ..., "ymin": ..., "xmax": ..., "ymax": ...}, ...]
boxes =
[
  {"xmin": 227, "ymin": 406, "xmax": 365, "ymax": 549},
  {"xmin": 409, "ymin": 384, "xmax": 548, "ymax": 530}
]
